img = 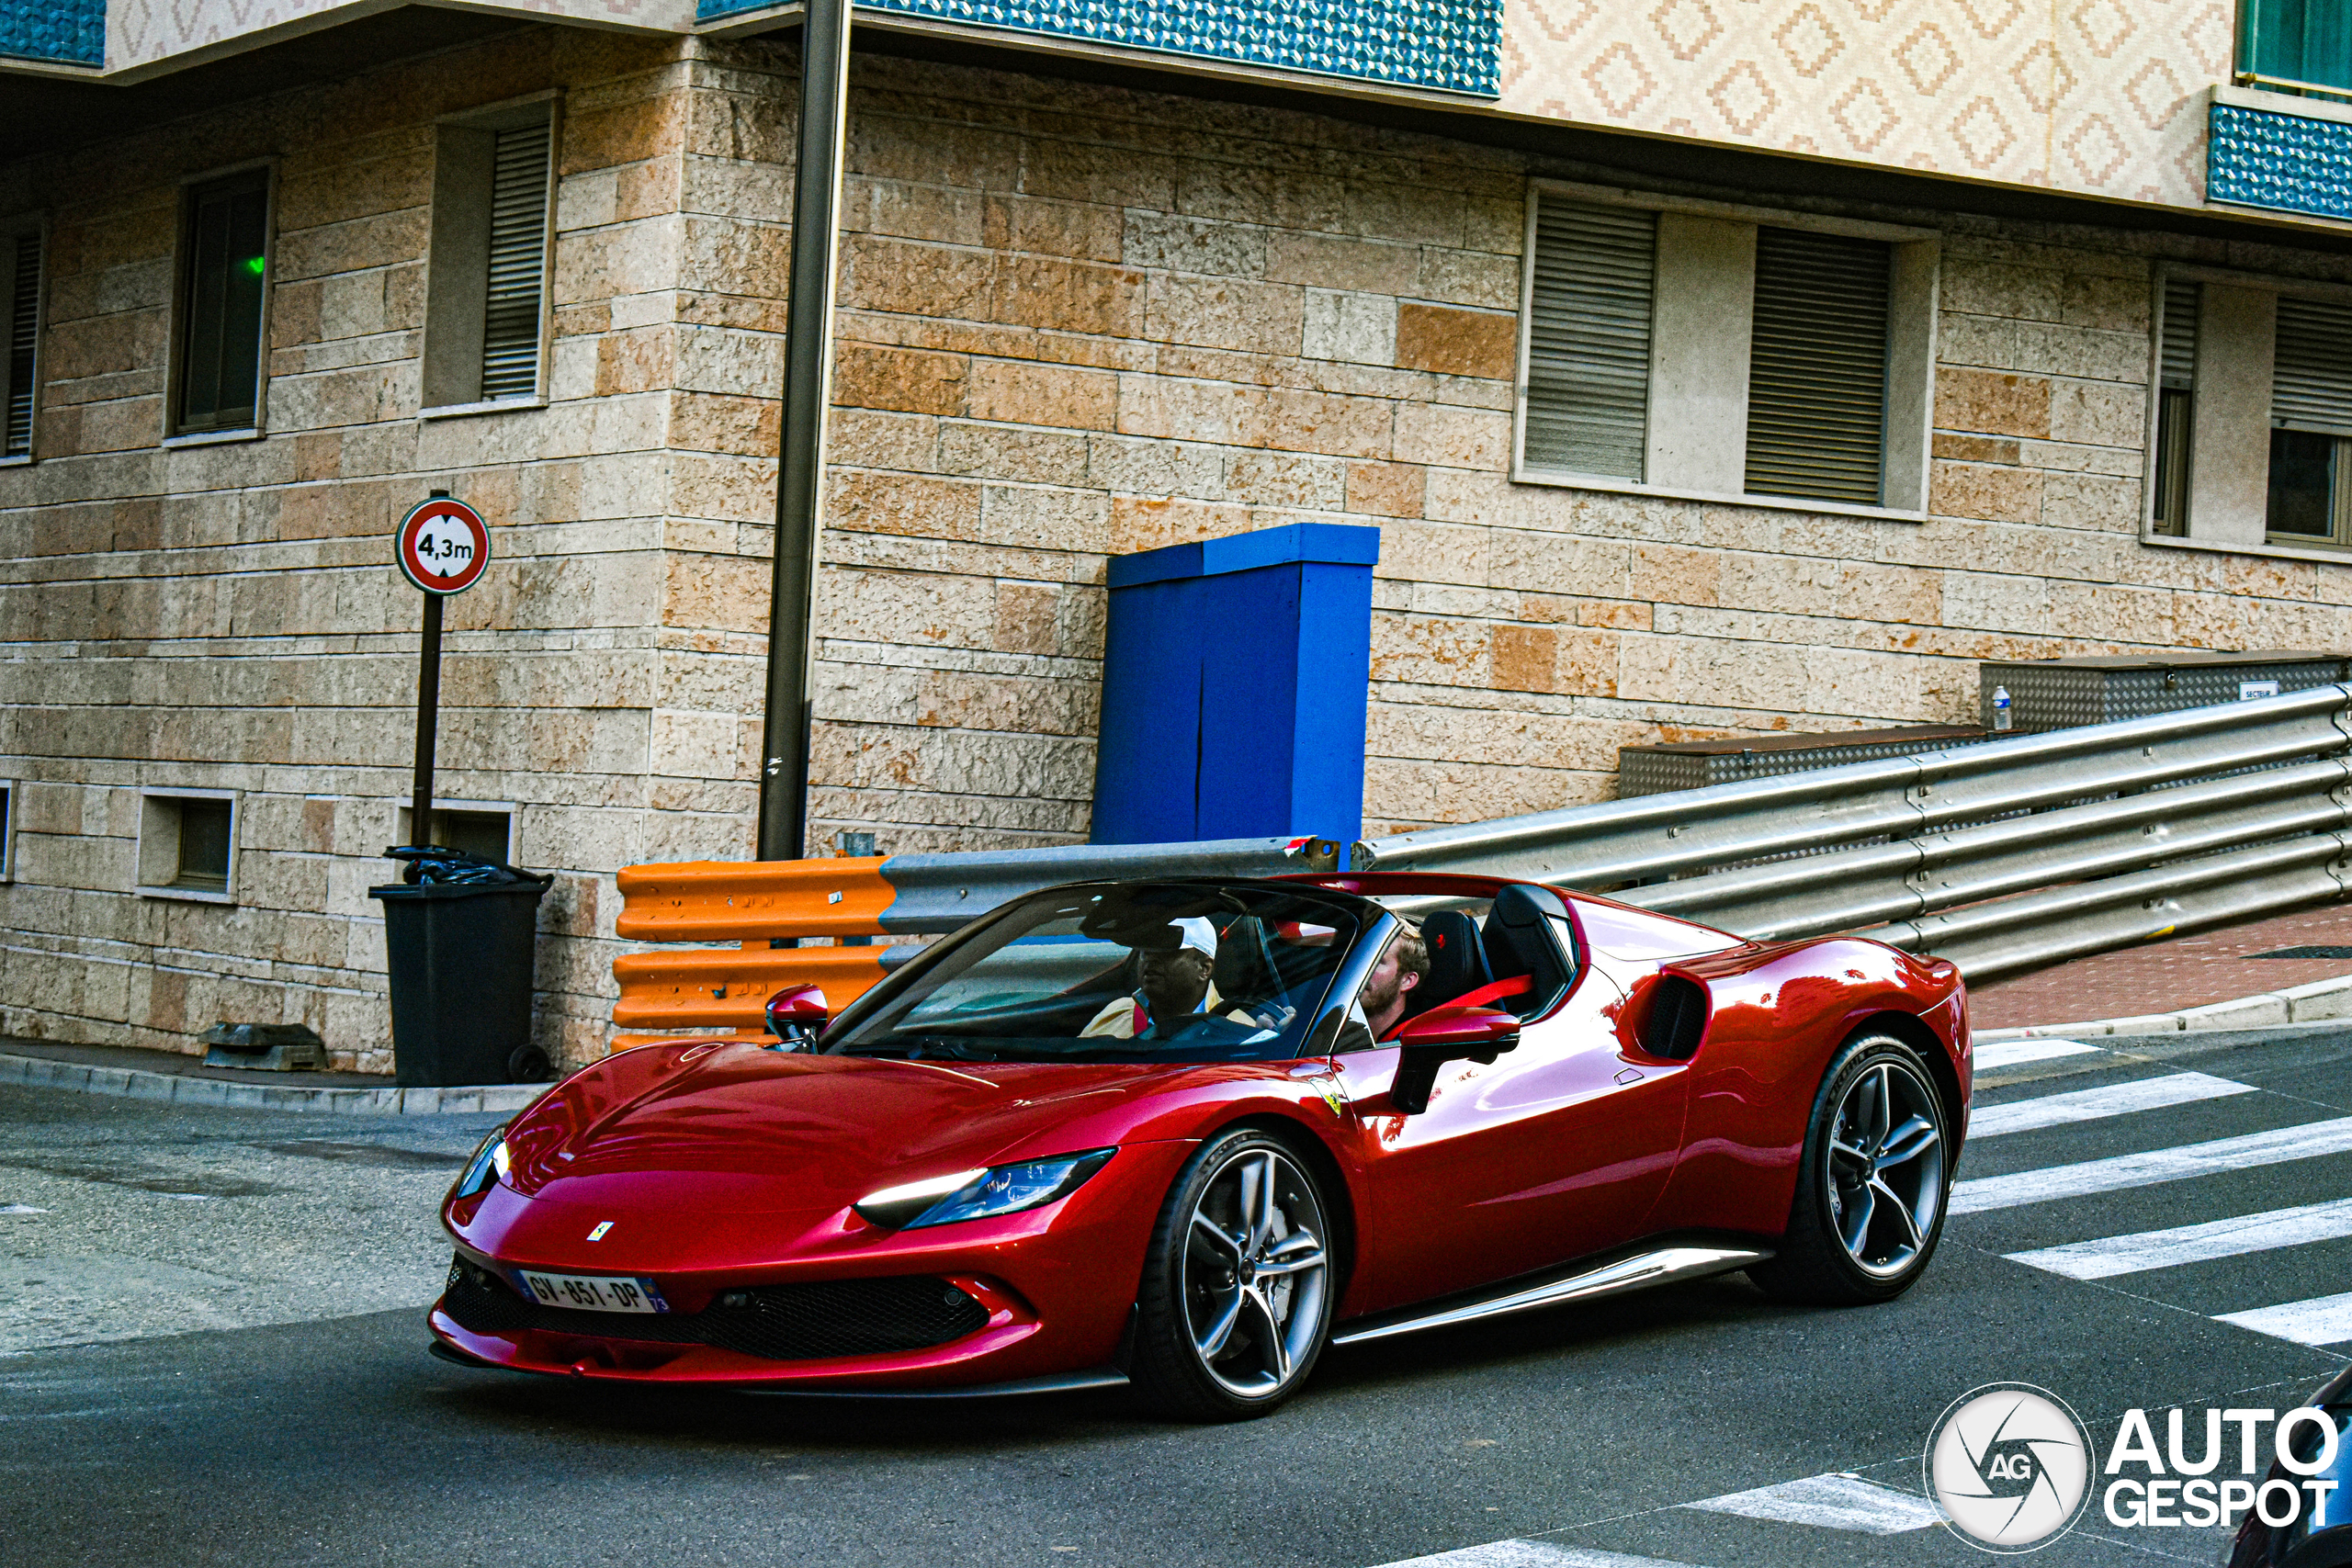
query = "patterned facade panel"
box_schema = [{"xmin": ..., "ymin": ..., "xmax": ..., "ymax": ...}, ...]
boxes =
[
  {"xmin": 102, "ymin": 0, "xmax": 690, "ymax": 73},
  {"xmin": 696, "ymin": 0, "xmax": 1506, "ymax": 96},
  {"xmin": 2210, "ymin": 101, "xmax": 2352, "ymax": 221},
  {"xmin": 2, "ymin": 0, "xmax": 105, "ymax": 64},
  {"xmin": 1493, "ymin": 0, "xmax": 2224, "ymax": 211}
]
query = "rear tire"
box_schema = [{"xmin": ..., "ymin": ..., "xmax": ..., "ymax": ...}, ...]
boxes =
[
  {"xmin": 1748, "ymin": 1033, "xmax": 1951, "ymax": 1306},
  {"xmin": 1128, "ymin": 1129, "xmax": 1336, "ymax": 1421}
]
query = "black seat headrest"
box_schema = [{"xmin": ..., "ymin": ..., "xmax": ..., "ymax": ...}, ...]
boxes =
[
  {"xmin": 1416, "ymin": 909, "xmax": 1491, "ymax": 1011},
  {"xmin": 1482, "ymin": 883, "xmax": 1569, "ymax": 983}
]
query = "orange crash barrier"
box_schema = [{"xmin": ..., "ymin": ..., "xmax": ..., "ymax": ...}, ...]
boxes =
[{"xmin": 609, "ymin": 858, "xmax": 896, "ymax": 1050}]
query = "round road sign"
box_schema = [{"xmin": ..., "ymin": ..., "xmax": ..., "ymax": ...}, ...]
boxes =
[{"xmin": 395, "ymin": 496, "xmax": 491, "ymax": 595}]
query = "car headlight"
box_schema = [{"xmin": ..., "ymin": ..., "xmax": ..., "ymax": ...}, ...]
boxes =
[
  {"xmin": 855, "ymin": 1149, "xmax": 1115, "ymax": 1232},
  {"xmin": 454, "ymin": 1133, "xmax": 510, "ymax": 1200}
]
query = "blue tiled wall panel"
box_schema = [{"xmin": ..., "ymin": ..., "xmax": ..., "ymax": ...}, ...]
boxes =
[
  {"xmin": 2210, "ymin": 102, "xmax": 2352, "ymax": 222},
  {"xmin": 698, "ymin": 0, "xmax": 1502, "ymax": 96},
  {"xmin": 1, "ymin": 0, "xmax": 104, "ymax": 64}
]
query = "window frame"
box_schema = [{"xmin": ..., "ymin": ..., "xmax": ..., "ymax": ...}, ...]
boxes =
[
  {"xmin": 2139, "ymin": 260, "xmax": 2352, "ymax": 565},
  {"xmin": 164, "ymin": 159, "xmax": 277, "ymax": 444},
  {"xmin": 394, "ymin": 797, "xmax": 518, "ymax": 863},
  {"xmin": 1510, "ymin": 178, "xmax": 1939, "ymax": 523},
  {"xmin": 421, "ymin": 91, "xmax": 560, "ymax": 419},
  {"xmin": 135, "ymin": 787, "xmax": 241, "ymax": 905},
  {"xmin": 0, "ymin": 214, "xmax": 47, "ymax": 467}
]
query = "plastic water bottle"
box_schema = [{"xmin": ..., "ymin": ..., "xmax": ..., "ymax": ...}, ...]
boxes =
[{"xmin": 1991, "ymin": 686, "xmax": 2012, "ymax": 732}]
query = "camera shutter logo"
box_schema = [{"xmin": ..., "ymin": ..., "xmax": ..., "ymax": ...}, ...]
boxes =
[{"xmin": 1926, "ymin": 1383, "xmax": 2095, "ymax": 1551}]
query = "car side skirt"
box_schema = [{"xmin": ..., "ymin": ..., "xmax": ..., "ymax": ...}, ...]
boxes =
[{"xmin": 1329, "ymin": 1234, "xmax": 1773, "ymax": 1348}]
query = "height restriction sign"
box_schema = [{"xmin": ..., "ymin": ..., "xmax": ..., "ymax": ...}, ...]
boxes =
[{"xmin": 395, "ymin": 495, "xmax": 491, "ymax": 595}]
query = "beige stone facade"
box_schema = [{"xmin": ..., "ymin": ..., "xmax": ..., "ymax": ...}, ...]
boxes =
[{"xmin": 7, "ymin": 23, "xmax": 2352, "ymax": 1069}]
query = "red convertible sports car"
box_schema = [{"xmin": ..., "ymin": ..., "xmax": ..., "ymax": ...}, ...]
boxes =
[{"xmin": 431, "ymin": 872, "xmax": 1970, "ymax": 1419}]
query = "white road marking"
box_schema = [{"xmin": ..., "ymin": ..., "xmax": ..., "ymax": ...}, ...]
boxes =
[
  {"xmin": 1969, "ymin": 1072, "xmax": 2256, "ymax": 1138},
  {"xmin": 1950, "ymin": 1116, "xmax": 2352, "ymax": 1214},
  {"xmin": 1371, "ymin": 1543, "xmax": 1702, "ymax": 1568},
  {"xmin": 2215, "ymin": 1290, "xmax": 2352, "ymax": 1347},
  {"xmin": 0, "ymin": 1204, "xmax": 45, "ymax": 1215},
  {"xmin": 1679, "ymin": 1473, "xmax": 1944, "ymax": 1534},
  {"xmin": 2007, "ymin": 1196, "xmax": 2352, "ymax": 1280},
  {"xmin": 1974, "ymin": 1039, "xmax": 2103, "ymax": 1070}
]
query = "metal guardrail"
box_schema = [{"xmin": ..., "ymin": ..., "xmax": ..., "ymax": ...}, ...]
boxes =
[{"xmin": 1352, "ymin": 685, "xmax": 2352, "ymax": 981}]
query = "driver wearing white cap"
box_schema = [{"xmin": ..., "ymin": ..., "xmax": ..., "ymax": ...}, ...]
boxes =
[{"xmin": 1080, "ymin": 916, "xmax": 1270, "ymax": 1040}]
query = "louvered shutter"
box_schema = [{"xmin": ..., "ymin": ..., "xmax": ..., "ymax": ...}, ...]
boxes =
[
  {"xmin": 2160, "ymin": 277, "xmax": 2199, "ymax": 390},
  {"xmin": 1521, "ymin": 197, "xmax": 1655, "ymax": 479},
  {"xmin": 4, "ymin": 232, "xmax": 36, "ymax": 457},
  {"xmin": 2152, "ymin": 277, "xmax": 2199, "ymax": 534},
  {"xmin": 480, "ymin": 120, "xmax": 551, "ymax": 400},
  {"xmin": 1744, "ymin": 227, "xmax": 1891, "ymax": 505},
  {"xmin": 2272, "ymin": 295, "xmax": 2352, "ymax": 437}
]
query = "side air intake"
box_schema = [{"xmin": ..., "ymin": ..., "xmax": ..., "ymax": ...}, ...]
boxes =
[{"xmin": 1641, "ymin": 976, "xmax": 1709, "ymax": 1061}]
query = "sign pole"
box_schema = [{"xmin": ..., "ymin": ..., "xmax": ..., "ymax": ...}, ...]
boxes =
[
  {"xmin": 411, "ymin": 591, "xmax": 444, "ymax": 850},
  {"xmin": 393, "ymin": 491, "xmax": 492, "ymax": 851}
]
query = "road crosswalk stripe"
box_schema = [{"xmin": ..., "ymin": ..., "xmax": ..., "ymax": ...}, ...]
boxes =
[
  {"xmin": 2007, "ymin": 1196, "xmax": 2352, "ymax": 1280},
  {"xmin": 1973, "ymin": 1039, "xmax": 2104, "ymax": 1070},
  {"xmin": 2214, "ymin": 1290, "xmax": 2352, "ymax": 1347},
  {"xmin": 1950, "ymin": 1115, "xmax": 2352, "ymax": 1213},
  {"xmin": 1370, "ymin": 1542, "xmax": 1702, "ymax": 1568},
  {"xmin": 1679, "ymin": 1474, "xmax": 1944, "ymax": 1534},
  {"xmin": 1969, "ymin": 1072, "xmax": 2256, "ymax": 1138}
]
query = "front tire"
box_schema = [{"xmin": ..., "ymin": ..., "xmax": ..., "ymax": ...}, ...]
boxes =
[
  {"xmin": 1128, "ymin": 1129, "xmax": 1336, "ymax": 1421},
  {"xmin": 1748, "ymin": 1033, "xmax": 1951, "ymax": 1306}
]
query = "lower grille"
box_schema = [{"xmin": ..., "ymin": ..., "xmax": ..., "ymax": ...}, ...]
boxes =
[{"xmin": 438, "ymin": 1258, "xmax": 990, "ymax": 1361}]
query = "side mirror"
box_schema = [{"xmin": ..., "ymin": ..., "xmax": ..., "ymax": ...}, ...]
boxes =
[
  {"xmin": 765, "ymin": 985, "xmax": 829, "ymax": 1051},
  {"xmin": 1389, "ymin": 1008, "xmax": 1521, "ymax": 1114}
]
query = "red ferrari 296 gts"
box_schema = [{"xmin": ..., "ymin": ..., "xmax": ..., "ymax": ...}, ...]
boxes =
[{"xmin": 431, "ymin": 873, "xmax": 1971, "ymax": 1419}]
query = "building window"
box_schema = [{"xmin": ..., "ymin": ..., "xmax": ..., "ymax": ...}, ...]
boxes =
[
  {"xmin": 423, "ymin": 101, "xmax": 555, "ymax": 412},
  {"xmin": 2151, "ymin": 277, "xmax": 2199, "ymax": 536},
  {"xmin": 2239, "ymin": 0, "xmax": 2352, "ymax": 100},
  {"xmin": 0, "ymin": 779, "xmax": 15, "ymax": 883},
  {"xmin": 395, "ymin": 800, "xmax": 514, "ymax": 863},
  {"xmin": 2267, "ymin": 294, "xmax": 2352, "ymax": 545},
  {"xmin": 137, "ymin": 789, "xmax": 239, "ymax": 902},
  {"xmin": 1515, "ymin": 186, "xmax": 1936, "ymax": 514},
  {"xmin": 173, "ymin": 172, "xmax": 271, "ymax": 435},
  {"xmin": 2, "ymin": 227, "xmax": 41, "ymax": 459}
]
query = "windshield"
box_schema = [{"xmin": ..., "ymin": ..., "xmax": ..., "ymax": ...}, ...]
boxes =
[{"xmin": 827, "ymin": 883, "xmax": 1366, "ymax": 1064}]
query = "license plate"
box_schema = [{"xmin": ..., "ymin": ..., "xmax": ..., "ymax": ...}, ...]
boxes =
[{"xmin": 518, "ymin": 1270, "xmax": 668, "ymax": 1314}]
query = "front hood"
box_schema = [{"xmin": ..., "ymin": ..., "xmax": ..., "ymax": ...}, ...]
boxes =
[{"xmin": 497, "ymin": 1040, "xmax": 1204, "ymax": 1218}]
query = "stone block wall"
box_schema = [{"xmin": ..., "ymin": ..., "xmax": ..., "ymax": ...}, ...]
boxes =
[
  {"xmin": 8, "ymin": 28, "xmax": 2352, "ymax": 1068},
  {"xmin": 0, "ymin": 28, "xmax": 795, "ymax": 1070}
]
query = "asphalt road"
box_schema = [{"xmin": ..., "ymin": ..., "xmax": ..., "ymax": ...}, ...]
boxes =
[{"xmin": 7, "ymin": 1026, "xmax": 2352, "ymax": 1568}]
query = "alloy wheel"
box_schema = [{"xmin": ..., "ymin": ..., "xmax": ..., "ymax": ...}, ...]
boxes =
[
  {"xmin": 1826, "ymin": 1058, "xmax": 1945, "ymax": 1278},
  {"xmin": 1180, "ymin": 1147, "xmax": 1330, "ymax": 1397}
]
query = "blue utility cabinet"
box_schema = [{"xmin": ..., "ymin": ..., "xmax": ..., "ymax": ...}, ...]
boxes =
[{"xmin": 1091, "ymin": 522, "xmax": 1380, "ymax": 846}]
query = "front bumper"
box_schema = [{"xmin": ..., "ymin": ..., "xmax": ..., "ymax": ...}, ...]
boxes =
[{"xmin": 428, "ymin": 1140, "xmax": 1191, "ymax": 1391}]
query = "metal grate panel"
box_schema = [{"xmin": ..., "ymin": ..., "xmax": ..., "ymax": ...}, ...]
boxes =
[
  {"xmin": 1744, "ymin": 226, "xmax": 1890, "ymax": 506},
  {"xmin": 2273, "ymin": 294, "xmax": 2352, "ymax": 436},
  {"xmin": 1521, "ymin": 197, "xmax": 1654, "ymax": 480},
  {"xmin": 1979, "ymin": 654, "xmax": 2352, "ymax": 733},
  {"xmin": 481, "ymin": 121, "xmax": 550, "ymax": 401},
  {"xmin": 4, "ymin": 232, "xmax": 35, "ymax": 457},
  {"xmin": 439, "ymin": 1258, "xmax": 990, "ymax": 1361}
]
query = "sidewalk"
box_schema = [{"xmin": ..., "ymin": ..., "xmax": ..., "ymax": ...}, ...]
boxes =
[
  {"xmin": 1968, "ymin": 901, "xmax": 2352, "ymax": 1031},
  {"xmin": 0, "ymin": 1037, "xmax": 542, "ymax": 1115}
]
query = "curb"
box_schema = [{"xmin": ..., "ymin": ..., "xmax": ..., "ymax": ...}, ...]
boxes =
[
  {"xmin": 0, "ymin": 1052, "xmax": 546, "ymax": 1116},
  {"xmin": 1972, "ymin": 973, "xmax": 2352, "ymax": 1044}
]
